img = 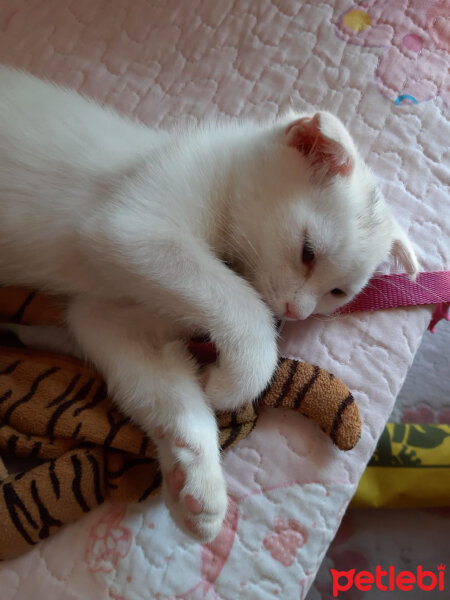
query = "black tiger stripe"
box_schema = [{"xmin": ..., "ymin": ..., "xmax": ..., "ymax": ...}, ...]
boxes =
[
  {"xmin": 86, "ymin": 452, "xmax": 104, "ymax": 506},
  {"xmin": 139, "ymin": 434, "xmax": 150, "ymax": 456},
  {"xmin": 104, "ymin": 409, "xmax": 131, "ymax": 448},
  {"xmin": 221, "ymin": 408, "xmax": 256, "ymax": 450},
  {"xmin": 73, "ymin": 381, "xmax": 107, "ymax": 417},
  {"xmin": 107, "ymin": 456, "xmax": 158, "ymax": 480},
  {"xmin": 293, "ymin": 365, "xmax": 320, "ymax": 411},
  {"xmin": 30, "ymin": 479, "xmax": 62, "ymax": 539},
  {"xmin": 7, "ymin": 433, "xmax": 18, "ymax": 455},
  {"xmin": 46, "ymin": 373, "xmax": 81, "ymax": 408},
  {"xmin": 221, "ymin": 423, "xmax": 249, "ymax": 451},
  {"xmin": 2, "ymin": 482, "xmax": 38, "ymax": 545},
  {"xmin": 229, "ymin": 411, "xmax": 239, "ymax": 427},
  {"xmin": 3, "ymin": 366, "xmax": 60, "ymax": 424},
  {"xmin": 11, "ymin": 290, "xmax": 37, "ymax": 323},
  {"xmin": 275, "ymin": 359, "xmax": 298, "ymax": 407},
  {"xmin": 0, "ymin": 359, "xmax": 22, "ymax": 376},
  {"xmin": 77, "ymin": 441, "xmax": 96, "ymax": 451},
  {"xmin": 138, "ymin": 469, "xmax": 162, "ymax": 502},
  {"xmin": 71, "ymin": 454, "xmax": 90, "ymax": 513},
  {"xmin": 330, "ymin": 393, "xmax": 355, "ymax": 445},
  {"xmin": 0, "ymin": 389, "xmax": 12, "ymax": 406},
  {"xmin": 49, "ymin": 460, "xmax": 60, "ymax": 500},
  {"xmin": 47, "ymin": 378, "xmax": 95, "ymax": 440},
  {"xmin": 30, "ymin": 441, "xmax": 42, "ymax": 459},
  {"xmin": 71, "ymin": 422, "xmax": 82, "ymax": 439}
]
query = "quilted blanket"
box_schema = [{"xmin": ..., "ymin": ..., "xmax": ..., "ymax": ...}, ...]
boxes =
[{"xmin": 0, "ymin": 1, "xmax": 448, "ymax": 599}]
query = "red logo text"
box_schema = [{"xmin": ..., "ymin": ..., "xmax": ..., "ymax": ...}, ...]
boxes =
[{"xmin": 331, "ymin": 564, "xmax": 445, "ymax": 596}]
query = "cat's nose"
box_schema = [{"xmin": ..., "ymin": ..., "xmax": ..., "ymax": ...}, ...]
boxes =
[{"xmin": 283, "ymin": 302, "xmax": 300, "ymax": 320}]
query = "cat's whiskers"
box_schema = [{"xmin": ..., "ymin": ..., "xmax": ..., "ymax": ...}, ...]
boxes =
[
  {"xmin": 213, "ymin": 219, "xmax": 260, "ymax": 273},
  {"xmin": 228, "ymin": 225, "xmax": 260, "ymax": 265},
  {"xmin": 311, "ymin": 313, "xmax": 339, "ymax": 323}
]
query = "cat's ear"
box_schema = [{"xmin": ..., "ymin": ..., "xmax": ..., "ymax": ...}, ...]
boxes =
[
  {"xmin": 389, "ymin": 222, "xmax": 419, "ymax": 280},
  {"xmin": 285, "ymin": 112, "xmax": 355, "ymax": 178}
]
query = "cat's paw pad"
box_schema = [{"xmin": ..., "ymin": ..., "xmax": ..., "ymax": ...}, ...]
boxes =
[
  {"xmin": 165, "ymin": 466, "xmax": 186, "ymax": 496},
  {"xmin": 157, "ymin": 434, "xmax": 228, "ymax": 542}
]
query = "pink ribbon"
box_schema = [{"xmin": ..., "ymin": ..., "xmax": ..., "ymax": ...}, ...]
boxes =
[{"xmin": 337, "ymin": 271, "xmax": 450, "ymax": 333}]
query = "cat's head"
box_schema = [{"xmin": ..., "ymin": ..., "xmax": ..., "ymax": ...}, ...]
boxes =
[{"xmin": 230, "ymin": 111, "xmax": 418, "ymax": 321}]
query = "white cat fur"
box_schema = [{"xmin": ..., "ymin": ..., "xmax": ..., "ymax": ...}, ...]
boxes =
[{"xmin": 0, "ymin": 68, "xmax": 418, "ymax": 541}]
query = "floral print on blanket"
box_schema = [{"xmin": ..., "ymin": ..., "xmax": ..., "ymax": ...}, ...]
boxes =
[
  {"xmin": 336, "ymin": 0, "xmax": 450, "ymax": 108},
  {"xmin": 85, "ymin": 505, "xmax": 132, "ymax": 574},
  {"xmin": 263, "ymin": 517, "xmax": 308, "ymax": 567}
]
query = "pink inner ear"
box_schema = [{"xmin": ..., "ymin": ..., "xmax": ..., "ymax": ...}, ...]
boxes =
[{"xmin": 286, "ymin": 114, "xmax": 353, "ymax": 178}]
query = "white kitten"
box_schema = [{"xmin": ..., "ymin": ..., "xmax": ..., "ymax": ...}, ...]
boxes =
[{"xmin": 0, "ymin": 68, "xmax": 417, "ymax": 541}]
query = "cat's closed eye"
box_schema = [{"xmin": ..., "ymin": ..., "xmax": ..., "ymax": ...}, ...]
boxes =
[{"xmin": 330, "ymin": 288, "xmax": 346, "ymax": 297}]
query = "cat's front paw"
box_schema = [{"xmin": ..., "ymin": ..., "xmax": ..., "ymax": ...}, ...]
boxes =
[
  {"xmin": 156, "ymin": 428, "xmax": 228, "ymax": 542},
  {"xmin": 204, "ymin": 331, "xmax": 278, "ymax": 411}
]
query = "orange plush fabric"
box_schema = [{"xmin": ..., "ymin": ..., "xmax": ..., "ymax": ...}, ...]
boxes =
[{"xmin": 0, "ymin": 288, "xmax": 360, "ymax": 559}]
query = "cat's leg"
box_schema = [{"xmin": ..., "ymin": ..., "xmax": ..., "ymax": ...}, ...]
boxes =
[
  {"xmin": 66, "ymin": 298, "xmax": 228, "ymax": 542},
  {"xmin": 86, "ymin": 225, "xmax": 278, "ymax": 412},
  {"xmin": 0, "ymin": 323, "xmax": 83, "ymax": 358}
]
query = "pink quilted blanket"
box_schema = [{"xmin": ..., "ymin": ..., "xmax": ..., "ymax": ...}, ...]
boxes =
[{"xmin": 0, "ymin": 1, "xmax": 448, "ymax": 599}]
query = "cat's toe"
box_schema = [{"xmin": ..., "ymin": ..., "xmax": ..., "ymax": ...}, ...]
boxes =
[
  {"xmin": 179, "ymin": 494, "xmax": 228, "ymax": 542},
  {"xmin": 183, "ymin": 482, "xmax": 228, "ymax": 542},
  {"xmin": 163, "ymin": 466, "xmax": 228, "ymax": 542},
  {"xmin": 165, "ymin": 466, "xmax": 185, "ymax": 496},
  {"xmin": 184, "ymin": 494, "xmax": 203, "ymax": 514},
  {"xmin": 159, "ymin": 437, "xmax": 228, "ymax": 542}
]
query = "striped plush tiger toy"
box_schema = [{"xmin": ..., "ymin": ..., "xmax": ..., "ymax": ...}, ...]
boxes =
[{"xmin": 0, "ymin": 287, "xmax": 361, "ymax": 560}]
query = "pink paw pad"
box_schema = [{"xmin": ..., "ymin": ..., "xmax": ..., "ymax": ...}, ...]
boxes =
[
  {"xmin": 174, "ymin": 437, "xmax": 200, "ymax": 455},
  {"xmin": 174, "ymin": 437, "xmax": 188, "ymax": 448},
  {"xmin": 183, "ymin": 517, "xmax": 198, "ymax": 533},
  {"xmin": 184, "ymin": 494, "xmax": 203, "ymax": 514},
  {"xmin": 165, "ymin": 467, "xmax": 186, "ymax": 497}
]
